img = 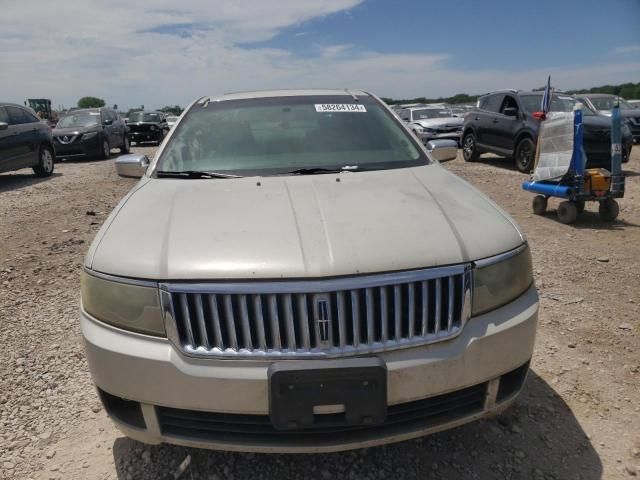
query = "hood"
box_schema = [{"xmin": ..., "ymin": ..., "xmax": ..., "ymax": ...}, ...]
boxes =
[
  {"xmin": 53, "ymin": 126, "xmax": 99, "ymax": 136},
  {"xmin": 87, "ymin": 166, "xmax": 524, "ymax": 280},
  {"xmin": 414, "ymin": 117, "xmax": 463, "ymax": 128}
]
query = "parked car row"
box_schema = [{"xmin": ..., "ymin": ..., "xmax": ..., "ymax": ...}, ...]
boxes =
[
  {"xmin": 0, "ymin": 103, "xmax": 181, "ymax": 177},
  {"xmin": 461, "ymin": 90, "xmax": 634, "ymax": 172}
]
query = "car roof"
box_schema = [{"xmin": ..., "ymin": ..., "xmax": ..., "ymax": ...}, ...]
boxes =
[
  {"xmin": 200, "ymin": 88, "xmax": 371, "ymax": 103},
  {"xmin": 0, "ymin": 102, "xmax": 30, "ymax": 108}
]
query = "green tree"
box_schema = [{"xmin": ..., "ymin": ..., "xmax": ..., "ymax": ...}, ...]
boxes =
[
  {"xmin": 159, "ymin": 105, "xmax": 184, "ymax": 116},
  {"xmin": 77, "ymin": 96, "xmax": 106, "ymax": 108}
]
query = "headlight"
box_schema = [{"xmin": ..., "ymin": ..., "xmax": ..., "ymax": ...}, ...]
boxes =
[
  {"xmin": 81, "ymin": 271, "xmax": 166, "ymax": 336},
  {"xmin": 82, "ymin": 132, "xmax": 98, "ymax": 141},
  {"xmin": 422, "ymin": 127, "xmax": 437, "ymax": 133},
  {"xmin": 472, "ymin": 244, "xmax": 533, "ymax": 316},
  {"xmin": 150, "ymin": 125, "xmax": 157, "ymax": 131}
]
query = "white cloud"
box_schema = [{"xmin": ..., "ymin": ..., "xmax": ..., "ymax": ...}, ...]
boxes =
[
  {"xmin": 614, "ymin": 44, "xmax": 640, "ymax": 54},
  {"xmin": 1, "ymin": 1, "xmax": 639, "ymax": 110}
]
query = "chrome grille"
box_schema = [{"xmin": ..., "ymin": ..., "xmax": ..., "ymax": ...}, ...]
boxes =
[{"xmin": 162, "ymin": 265, "xmax": 472, "ymax": 358}]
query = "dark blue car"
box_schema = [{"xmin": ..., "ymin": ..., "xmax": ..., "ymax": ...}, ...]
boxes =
[{"xmin": 0, "ymin": 102, "xmax": 55, "ymax": 177}]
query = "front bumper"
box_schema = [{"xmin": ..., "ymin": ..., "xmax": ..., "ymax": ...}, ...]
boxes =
[
  {"xmin": 418, "ymin": 131, "xmax": 462, "ymax": 145},
  {"xmin": 54, "ymin": 136, "xmax": 102, "ymax": 158},
  {"xmin": 82, "ymin": 286, "xmax": 538, "ymax": 452},
  {"xmin": 129, "ymin": 130, "xmax": 162, "ymax": 142}
]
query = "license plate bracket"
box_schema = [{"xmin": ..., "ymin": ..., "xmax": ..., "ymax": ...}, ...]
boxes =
[{"xmin": 268, "ymin": 358, "xmax": 387, "ymax": 430}]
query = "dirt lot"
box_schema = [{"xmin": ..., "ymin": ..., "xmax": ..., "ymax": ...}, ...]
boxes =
[{"xmin": 1, "ymin": 145, "xmax": 639, "ymax": 480}]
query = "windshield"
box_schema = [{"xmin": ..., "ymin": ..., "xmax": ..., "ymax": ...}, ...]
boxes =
[
  {"xmin": 129, "ymin": 112, "xmax": 162, "ymax": 122},
  {"xmin": 587, "ymin": 96, "xmax": 634, "ymax": 110},
  {"xmin": 412, "ymin": 109, "xmax": 452, "ymax": 120},
  {"xmin": 155, "ymin": 95, "xmax": 426, "ymax": 176},
  {"xmin": 56, "ymin": 111, "xmax": 100, "ymax": 128},
  {"xmin": 167, "ymin": 116, "xmax": 179, "ymax": 122},
  {"xmin": 520, "ymin": 94, "xmax": 596, "ymax": 115}
]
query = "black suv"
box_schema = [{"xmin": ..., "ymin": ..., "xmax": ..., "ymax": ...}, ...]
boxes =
[
  {"xmin": 53, "ymin": 107, "xmax": 129, "ymax": 160},
  {"xmin": 0, "ymin": 102, "xmax": 55, "ymax": 176},
  {"xmin": 126, "ymin": 111, "xmax": 169, "ymax": 145},
  {"xmin": 461, "ymin": 90, "xmax": 633, "ymax": 172}
]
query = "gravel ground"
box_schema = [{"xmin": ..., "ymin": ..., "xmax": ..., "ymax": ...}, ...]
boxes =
[{"xmin": 0, "ymin": 145, "xmax": 639, "ymax": 480}]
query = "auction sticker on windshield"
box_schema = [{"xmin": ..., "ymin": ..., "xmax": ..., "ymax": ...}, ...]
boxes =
[{"xmin": 315, "ymin": 104, "xmax": 367, "ymax": 113}]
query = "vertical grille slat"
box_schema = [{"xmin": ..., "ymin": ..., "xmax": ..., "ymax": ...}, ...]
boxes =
[
  {"xmin": 238, "ymin": 295, "xmax": 253, "ymax": 351},
  {"xmin": 268, "ymin": 295, "xmax": 282, "ymax": 350},
  {"xmin": 434, "ymin": 278, "xmax": 442, "ymax": 336},
  {"xmin": 179, "ymin": 293, "xmax": 195, "ymax": 347},
  {"xmin": 380, "ymin": 286, "xmax": 388, "ymax": 342},
  {"xmin": 351, "ymin": 290, "xmax": 360, "ymax": 347},
  {"xmin": 206, "ymin": 295, "xmax": 224, "ymax": 349},
  {"xmin": 420, "ymin": 281, "xmax": 429, "ymax": 337},
  {"xmin": 297, "ymin": 294, "xmax": 311, "ymax": 350},
  {"xmin": 393, "ymin": 285, "xmax": 402, "ymax": 341},
  {"xmin": 283, "ymin": 294, "xmax": 296, "ymax": 350},
  {"xmin": 365, "ymin": 288, "xmax": 374, "ymax": 344},
  {"xmin": 169, "ymin": 265, "xmax": 470, "ymax": 357},
  {"xmin": 447, "ymin": 277, "xmax": 455, "ymax": 331},
  {"xmin": 252, "ymin": 295, "xmax": 267, "ymax": 350},
  {"xmin": 223, "ymin": 294, "xmax": 239, "ymax": 351},
  {"xmin": 408, "ymin": 283, "xmax": 416, "ymax": 339},
  {"xmin": 336, "ymin": 291, "xmax": 347, "ymax": 349},
  {"xmin": 193, "ymin": 294, "xmax": 210, "ymax": 350}
]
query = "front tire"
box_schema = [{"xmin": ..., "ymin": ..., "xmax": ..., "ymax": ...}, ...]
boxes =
[
  {"xmin": 462, "ymin": 132, "xmax": 480, "ymax": 161},
  {"xmin": 532, "ymin": 195, "xmax": 547, "ymax": 215},
  {"xmin": 99, "ymin": 138, "xmax": 111, "ymax": 160},
  {"xmin": 599, "ymin": 199, "xmax": 619, "ymax": 222},
  {"xmin": 514, "ymin": 137, "xmax": 535, "ymax": 173},
  {"xmin": 120, "ymin": 135, "xmax": 130, "ymax": 154},
  {"xmin": 33, "ymin": 145, "xmax": 55, "ymax": 177},
  {"xmin": 557, "ymin": 201, "xmax": 577, "ymax": 224}
]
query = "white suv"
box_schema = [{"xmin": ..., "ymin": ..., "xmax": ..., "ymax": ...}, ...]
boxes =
[{"xmin": 80, "ymin": 89, "xmax": 538, "ymax": 453}]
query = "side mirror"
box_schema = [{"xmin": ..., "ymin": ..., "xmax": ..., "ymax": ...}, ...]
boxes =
[
  {"xmin": 0, "ymin": 122, "xmax": 8, "ymax": 131},
  {"xmin": 426, "ymin": 139, "xmax": 457, "ymax": 162},
  {"xmin": 103, "ymin": 119, "xmax": 113, "ymax": 126},
  {"xmin": 116, "ymin": 154, "xmax": 150, "ymax": 178},
  {"xmin": 502, "ymin": 107, "xmax": 518, "ymax": 117}
]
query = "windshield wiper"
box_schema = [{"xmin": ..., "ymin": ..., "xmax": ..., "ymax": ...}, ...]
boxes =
[
  {"xmin": 156, "ymin": 170, "xmax": 242, "ymax": 179},
  {"xmin": 288, "ymin": 165, "xmax": 362, "ymax": 175}
]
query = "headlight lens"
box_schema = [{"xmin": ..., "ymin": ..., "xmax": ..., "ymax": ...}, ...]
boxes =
[
  {"xmin": 82, "ymin": 132, "xmax": 98, "ymax": 141},
  {"xmin": 472, "ymin": 244, "xmax": 533, "ymax": 316},
  {"xmin": 81, "ymin": 271, "xmax": 166, "ymax": 336},
  {"xmin": 150, "ymin": 125, "xmax": 157, "ymax": 131}
]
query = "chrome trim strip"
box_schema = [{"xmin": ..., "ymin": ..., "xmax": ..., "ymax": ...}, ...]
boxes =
[
  {"xmin": 297, "ymin": 294, "xmax": 311, "ymax": 350},
  {"xmin": 474, "ymin": 243, "xmax": 528, "ymax": 268},
  {"xmin": 160, "ymin": 264, "xmax": 468, "ymax": 294},
  {"xmin": 447, "ymin": 277, "xmax": 454, "ymax": 331},
  {"xmin": 337, "ymin": 291, "xmax": 347, "ymax": 349},
  {"xmin": 365, "ymin": 288, "xmax": 374, "ymax": 344}
]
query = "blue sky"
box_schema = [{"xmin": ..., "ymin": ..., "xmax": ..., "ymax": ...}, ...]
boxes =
[
  {"xmin": 1, "ymin": 0, "xmax": 639, "ymax": 109},
  {"xmin": 252, "ymin": 0, "xmax": 640, "ymax": 79}
]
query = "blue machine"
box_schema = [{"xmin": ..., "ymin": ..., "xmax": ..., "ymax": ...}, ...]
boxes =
[{"xmin": 521, "ymin": 105, "xmax": 625, "ymax": 224}]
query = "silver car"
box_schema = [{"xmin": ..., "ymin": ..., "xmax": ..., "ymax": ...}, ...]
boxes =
[
  {"xmin": 397, "ymin": 106, "xmax": 464, "ymax": 145},
  {"xmin": 80, "ymin": 89, "xmax": 538, "ymax": 453}
]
